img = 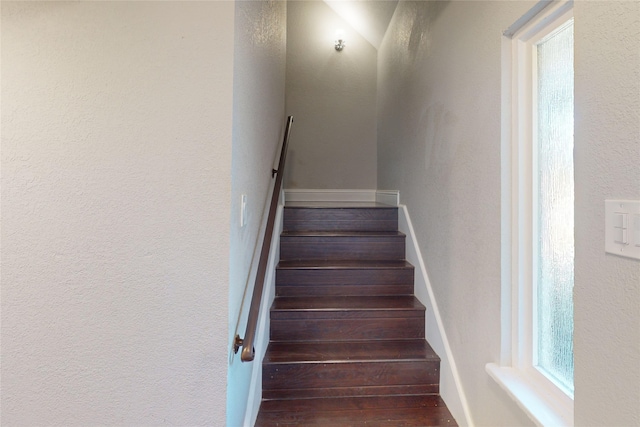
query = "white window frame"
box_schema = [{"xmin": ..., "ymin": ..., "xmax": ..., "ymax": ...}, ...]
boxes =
[{"xmin": 486, "ymin": 1, "xmax": 574, "ymax": 426}]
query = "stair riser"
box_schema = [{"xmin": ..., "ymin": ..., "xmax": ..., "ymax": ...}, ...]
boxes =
[
  {"xmin": 277, "ymin": 284, "xmax": 413, "ymax": 297},
  {"xmin": 284, "ymin": 208, "xmax": 398, "ymax": 232},
  {"xmin": 271, "ymin": 308, "xmax": 424, "ymax": 320},
  {"xmin": 276, "ymin": 266, "xmax": 414, "ymax": 296},
  {"xmin": 270, "ymin": 317, "xmax": 425, "ymax": 341},
  {"xmin": 262, "ymin": 384, "xmax": 440, "ymax": 400},
  {"xmin": 263, "ymin": 360, "xmax": 439, "ymax": 391},
  {"xmin": 262, "ymin": 373, "xmax": 439, "ymax": 399},
  {"xmin": 259, "ymin": 395, "xmax": 445, "ymax": 412},
  {"xmin": 277, "ymin": 267, "xmax": 414, "ymax": 286},
  {"xmin": 280, "ymin": 236, "xmax": 405, "ymax": 261}
]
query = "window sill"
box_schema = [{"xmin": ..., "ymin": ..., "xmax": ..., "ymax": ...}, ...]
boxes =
[{"xmin": 486, "ymin": 363, "xmax": 573, "ymax": 427}]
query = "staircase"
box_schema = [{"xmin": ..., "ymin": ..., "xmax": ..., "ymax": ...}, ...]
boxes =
[{"xmin": 255, "ymin": 202, "xmax": 457, "ymax": 426}]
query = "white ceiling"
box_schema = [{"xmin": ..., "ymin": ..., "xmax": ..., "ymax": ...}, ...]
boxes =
[{"xmin": 324, "ymin": 0, "xmax": 399, "ymax": 50}]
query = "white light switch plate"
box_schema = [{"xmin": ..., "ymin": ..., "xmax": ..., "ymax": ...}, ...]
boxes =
[
  {"xmin": 605, "ymin": 200, "xmax": 640, "ymax": 260},
  {"xmin": 240, "ymin": 194, "xmax": 247, "ymax": 228}
]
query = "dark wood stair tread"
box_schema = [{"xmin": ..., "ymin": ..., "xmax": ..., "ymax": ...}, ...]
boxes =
[
  {"xmin": 271, "ymin": 296, "xmax": 425, "ymax": 312},
  {"xmin": 260, "ymin": 394, "xmax": 446, "ymax": 411},
  {"xmin": 285, "ymin": 201, "xmax": 394, "ymax": 208},
  {"xmin": 264, "ymin": 339, "xmax": 439, "ymax": 364},
  {"xmin": 256, "ymin": 395, "xmax": 457, "ymax": 426},
  {"xmin": 277, "ymin": 259, "xmax": 413, "ymax": 269},
  {"xmin": 281, "ymin": 230, "xmax": 405, "ymax": 237},
  {"xmin": 262, "ymin": 385, "xmax": 441, "ymax": 402}
]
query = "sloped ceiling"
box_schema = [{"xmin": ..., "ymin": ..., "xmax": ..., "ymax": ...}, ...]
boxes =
[{"xmin": 324, "ymin": 0, "xmax": 399, "ymax": 50}]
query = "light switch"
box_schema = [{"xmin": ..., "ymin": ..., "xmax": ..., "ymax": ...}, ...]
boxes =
[
  {"xmin": 613, "ymin": 212, "xmax": 628, "ymax": 229},
  {"xmin": 605, "ymin": 200, "xmax": 640, "ymax": 260},
  {"xmin": 613, "ymin": 227, "xmax": 628, "ymax": 245},
  {"xmin": 240, "ymin": 194, "xmax": 247, "ymax": 228}
]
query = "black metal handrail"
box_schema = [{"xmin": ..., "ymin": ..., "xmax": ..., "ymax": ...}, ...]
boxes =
[{"xmin": 234, "ymin": 115, "xmax": 294, "ymax": 362}]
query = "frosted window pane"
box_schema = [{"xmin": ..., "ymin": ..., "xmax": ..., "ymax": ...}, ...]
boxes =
[{"xmin": 536, "ymin": 20, "xmax": 574, "ymax": 394}]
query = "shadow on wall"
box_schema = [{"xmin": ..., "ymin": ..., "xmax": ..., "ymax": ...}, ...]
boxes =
[
  {"xmin": 393, "ymin": 0, "xmax": 450, "ymax": 63},
  {"xmin": 284, "ymin": 148, "xmax": 298, "ymax": 188},
  {"xmin": 422, "ymin": 103, "xmax": 460, "ymax": 175}
]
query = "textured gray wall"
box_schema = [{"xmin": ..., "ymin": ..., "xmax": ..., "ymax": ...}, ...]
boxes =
[
  {"xmin": 228, "ymin": 1, "xmax": 287, "ymax": 425},
  {"xmin": 377, "ymin": 2, "xmax": 537, "ymax": 424},
  {"xmin": 285, "ymin": 0, "xmax": 377, "ymax": 190},
  {"xmin": 378, "ymin": 1, "xmax": 639, "ymax": 425}
]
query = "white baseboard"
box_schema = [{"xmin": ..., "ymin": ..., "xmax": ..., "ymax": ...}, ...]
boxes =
[
  {"xmin": 284, "ymin": 189, "xmax": 376, "ymax": 203},
  {"xmin": 375, "ymin": 190, "xmax": 399, "ymax": 206},
  {"xmin": 242, "ymin": 199, "xmax": 284, "ymax": 427},
  {"xmin": 398, "ymin": 205, "xmax": 474, "ymax": 427},
  {"xmin": 283, "ymin": 189, "xmax": 399, "ymax": 206}
]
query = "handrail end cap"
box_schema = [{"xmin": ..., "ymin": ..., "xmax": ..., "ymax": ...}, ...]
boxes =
[{"xmin": 240, "ymin": 346, "xmax": 256, "ymax": 362}]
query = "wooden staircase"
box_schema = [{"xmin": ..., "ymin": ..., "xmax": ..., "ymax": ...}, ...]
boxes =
[{"xmin": 255, "ymin": 202, "xmax": 457, "ymax": 426}]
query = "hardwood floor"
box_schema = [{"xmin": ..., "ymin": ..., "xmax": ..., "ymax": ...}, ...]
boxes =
[
  {"xmin": 257, "ymin": 395, "xmax": 456, "ymax": 426},
  {"xmin": 254, "ymin": 204, "xmax": 457, "ymax": 426}
]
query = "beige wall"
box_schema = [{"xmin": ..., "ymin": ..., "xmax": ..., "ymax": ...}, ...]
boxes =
[
  {"xmin": 285, "ymin": 0, "xmax": 377, "ymax": 190},
  {"xmin": 228, "ymin": 1, "xmax": 287, "ymax": 425},
  {"xmin": 1, "ymin": 2, "xmax": 234, "ymax": 424},
  {"xmin": 574, "ymin": 2, "xmax": 640, "ymax": 425},
  {"xmin": 378, "ymin": 1, "xmax": 639, "ymax": 425}
]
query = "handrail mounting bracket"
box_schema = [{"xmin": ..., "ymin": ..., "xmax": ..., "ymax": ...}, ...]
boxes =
[{"xmin": 233, "ymin": 335, "xmax": 244, "ymax": 354}]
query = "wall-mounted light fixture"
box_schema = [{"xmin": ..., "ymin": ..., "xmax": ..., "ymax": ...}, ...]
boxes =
[{"xmin": 334, "ymin": 29, "xmax": 346, "ymax": 51}]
